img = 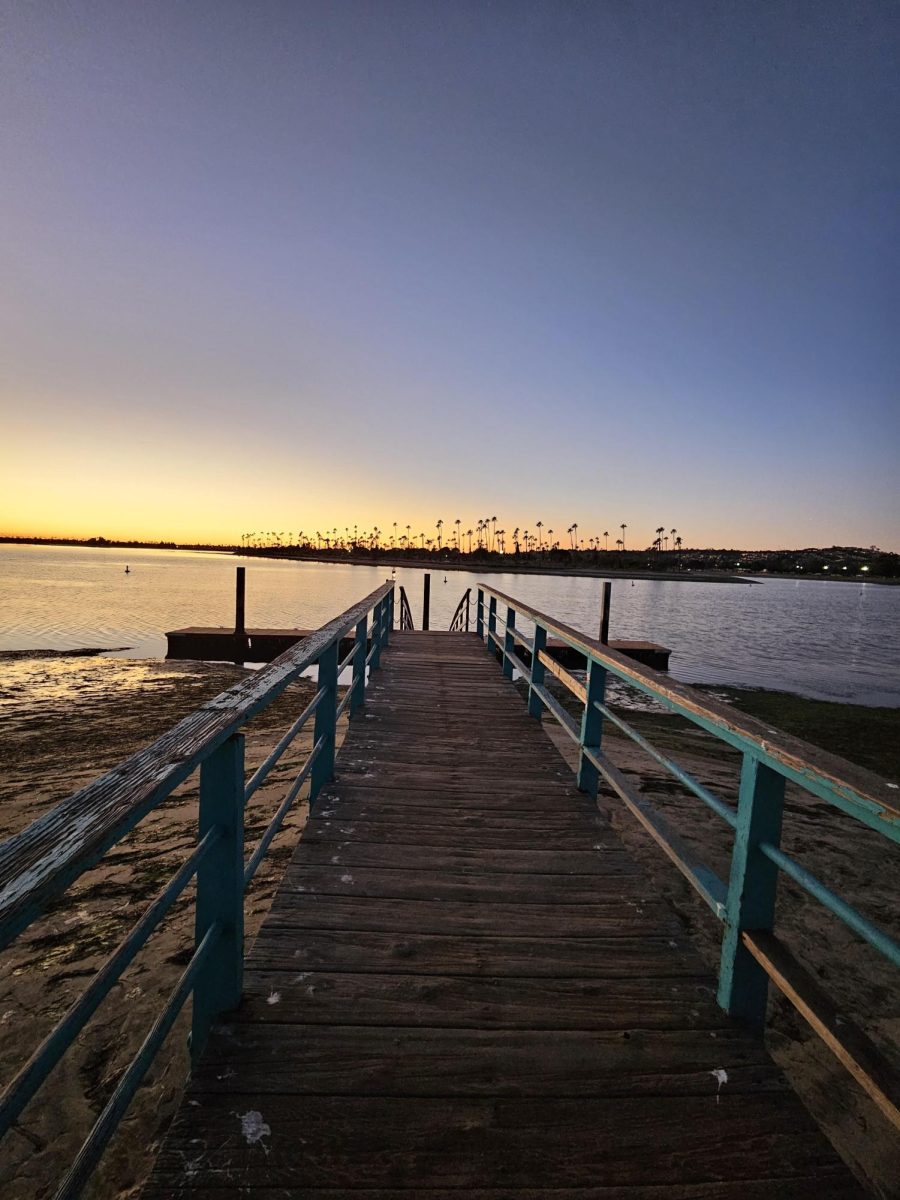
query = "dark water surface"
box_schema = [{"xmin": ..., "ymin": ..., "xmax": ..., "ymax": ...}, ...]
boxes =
[{"xmin": 1, "ymin": 544, "xmax": 898, "ymax": 706}]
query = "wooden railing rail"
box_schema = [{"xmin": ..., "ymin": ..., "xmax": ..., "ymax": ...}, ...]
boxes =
[
  {"xmin": 475, "ymin": 583, "xmax": 900, "ymax": 1130},
  {"xmin": 0, "ymin": 581, "xmax": 395, "ymax": 1197}
]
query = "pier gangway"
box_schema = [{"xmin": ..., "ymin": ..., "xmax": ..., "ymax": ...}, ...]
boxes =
[{"xmin": 0, "ymin": 581, "xmax": 897, "ymax": 1197}]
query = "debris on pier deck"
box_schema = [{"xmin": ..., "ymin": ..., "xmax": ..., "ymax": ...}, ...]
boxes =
[{"xmin": 144, "ymin": 631, "xmax": 858, "ymax": 1197}]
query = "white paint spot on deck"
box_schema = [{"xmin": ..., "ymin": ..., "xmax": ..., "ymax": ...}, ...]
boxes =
[
  {"xmin": 239, "ymin": 1110, "xmax": 271, "ymax": 1146},
  {"xmin": 266, "ymin": 990, "xmax": 281, "ymax": 1005}
]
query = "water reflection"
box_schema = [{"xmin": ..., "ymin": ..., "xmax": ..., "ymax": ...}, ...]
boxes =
[{"xmin": 0, "ymin": 545, "xmax": 898, "ymax": 706}]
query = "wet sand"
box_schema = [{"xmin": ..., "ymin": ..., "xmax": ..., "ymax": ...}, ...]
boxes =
[{"xmin": 0, "ymin": 655, "xmax": 898, "ymax": 1198}]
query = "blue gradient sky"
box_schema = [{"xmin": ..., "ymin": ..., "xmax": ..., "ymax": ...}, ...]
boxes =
[{"xmin": 2, "ymin": 1, "xmax": 898, "ymax": 548}]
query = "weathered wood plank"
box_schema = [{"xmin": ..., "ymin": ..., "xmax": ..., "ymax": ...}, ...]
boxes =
[
  {"xmin": 264, "ymin": 895, "xmax": 678, "ymax": 937},
  {"xmin": 302, "ymin": 818, "xmax": 617, "ymax": 849},
  {"xmin": 249, "ymin": 928, "xmax": 703, "ymax": 977},
  {"xmin": 236, "ymin": 970, "xmax": 729, "ymax": 1029},
  {"xmin": 291, "ymin": 841, "xmax": 637, "ymax": 874},
  {"xmin": 149, "ymin": 1095, "xmax": 857, "ymax": 1191},
  {"xmin": 279, "ymin": 864, "xmax": 645, "ymax": 903},
  {"xmin": 191, "ymin": 1024, "xmax": 786, "ymax": 1097}
]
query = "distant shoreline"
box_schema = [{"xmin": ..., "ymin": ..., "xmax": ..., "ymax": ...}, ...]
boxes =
[{"xmin": 2, "ymin": 536, "xmax": 896, "ymax": 583}]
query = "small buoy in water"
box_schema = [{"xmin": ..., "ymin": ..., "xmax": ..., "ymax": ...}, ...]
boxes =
[
  {"xmin": 444, "ymin": 576, "xmax": 447, "ymax": 583},
  {"xmin": 125, "ymin": 566, "xmax": 131, "ymax": 574}
]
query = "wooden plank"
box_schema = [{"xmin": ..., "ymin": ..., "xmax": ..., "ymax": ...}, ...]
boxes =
[
  {"xmin": 149, "ymin": 1094, "xmax": 858, "ymax": 1191},
  {"xmin": 191, "ymin": 1024, "xmax": 785, "ymax": 1097},
  {"xmin": 142, "ymin": 1185, "xmax": 861, "ymax": 1200},
  {"xmin": 301, "ymin": 819, "xmax": 617, "ymax": 850},
  {"xmin": 249, "ymin": 928, "xmax": 703, "ymax": 978},
  {"xmin": 278, "ymin": 864, "xmax": 646, "ymax": 903},
  {"xmin": 291, "ymin": 842, "xmax": 637, "ymax": 874},
  {"xmin": 235, "ymin": 970, "xmax": 728, "ymax": 1029},
  {"xmin": 264, "ymin": 895, "xmax": 679, "ymax": 937}
]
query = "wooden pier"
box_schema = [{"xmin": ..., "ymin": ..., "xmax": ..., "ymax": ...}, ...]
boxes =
[{"xmin": 143, "ymin": 631, "xmax": 859, "ymax": 1197}]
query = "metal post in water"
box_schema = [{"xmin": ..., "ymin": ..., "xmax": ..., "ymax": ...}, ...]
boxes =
[
  {"xmin": 599, "ymin": 581, "xmax": 612, "ymax": 645},
  {"xmin": 423, "ymin": 573, "xmax": 431, "ymax": 631},
  {"xmin": 234, "ymin": 567, "xmax": 250, "ymax": 663},
  {"xmin": 235, "ymin": 567, "xmax": 246, "ymax": 636}
]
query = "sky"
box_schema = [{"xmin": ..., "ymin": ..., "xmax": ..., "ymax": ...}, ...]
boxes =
[{"xmin": 1, "ymin": 1, "xmax": 898, "ymax": 550}]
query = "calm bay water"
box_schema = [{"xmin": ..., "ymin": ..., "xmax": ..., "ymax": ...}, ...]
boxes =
[{"xmin": 1, "ymin": 544, "xmax": 898, "ymax": 706}]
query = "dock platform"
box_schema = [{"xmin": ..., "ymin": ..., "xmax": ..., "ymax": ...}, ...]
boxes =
[
  {"xmin": 165, "ymin": 625, "xmax": 671, "ymax": 670},
  {"xmin": 144, "ymin": 631, "xmax": 857, "ymax": 1197}
]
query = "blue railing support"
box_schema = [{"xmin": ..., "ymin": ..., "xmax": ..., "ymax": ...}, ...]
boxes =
[
  {"xmin": 502, "ymin": 606, "xmax": 516, "ymax": 680},
  {"xmin": 349, "ymin": 617, "xmax": 368, "ymax": 715},
  {"xmin": 487, "ymin": 595, "xmax": 498, "ymax": 659},
  {"xmin": 718, "ymin": 754, "xmax": 786, "ymax": 1029},
  {"xmin": 370, "ymin": 598, "xmax": 385, "ymax": 669},
  {"xmin": 192, "ymin": 733, "xmax": 245, "ymax": 1062},
  {"xmin": 577, "ymin": 659, "xmax": 607, "ymax": 796},
  {"xmin": 310, "ymin": 641, "xmax": 339, "ymax": 803},
  {"xmin": 527, "ymin": 624, "xmax": 548, "ymax": 719}
]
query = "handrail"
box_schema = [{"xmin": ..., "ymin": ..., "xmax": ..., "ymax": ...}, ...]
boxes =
[
  {"xmin": 398, "ymin": 585, "xmax": 415, "ymax": 630},
  {"xmin": 0, "ymin": 580, "xmax": 395, "ymax": 1195},
  {"xmin": 449, "ymin": 588, "xmax": 472, "ymax": 632},
  {"xmin": 475, "ymin": 583, "xmax": 900, "ymax": 1130}
]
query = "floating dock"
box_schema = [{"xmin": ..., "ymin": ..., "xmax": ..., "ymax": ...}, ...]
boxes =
[{"xmin": 165, "ymin": 625, "xmax": 670, "ymax": 670}]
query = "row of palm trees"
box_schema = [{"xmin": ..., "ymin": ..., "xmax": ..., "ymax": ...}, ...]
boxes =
[{"xmin": 240, "ymin": 521, "xmax": 685, "ymax": 554}]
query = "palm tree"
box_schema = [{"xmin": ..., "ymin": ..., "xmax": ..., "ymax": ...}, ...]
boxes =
[
  {"xmin": 620, "ymin": 523, "xmax": 627, "ymax": 550},
  {"xmin": 454, "ymin": 518, "xmax": 461, "ymax": 550},
  {"xmin": 436, "ymin": 518, "xmax": 443, "ymax": 549},
  {"xmin": 656, "ymin": 526, "xmax": 664, "ymax": 552},
  {"xmin": 536, "ymin": 520, "xmax": 543, "ymax": 551},
  {"xmin": 547, "ymin": 528, "xmax": 553, "ymax": 550},
  {"xmin": 467, "ymin": 528, "xmax": 473, "ymax": 554},
  {"xmin": 571, "ymin": 522, "xmax": 578, "ymax": 549},
  {"xmin": 670, "ymin": 528, "xmax": 677, "ymax": 553},
  {"xmin": 616, "ymin": 538, "xmax": 623, "ymax": 550},
  {"xmin": 603, "ymin": 530, "xmax": 609, "ymax": 550},
  {"xmin": 405, "ymin": 524, "xmax": 411, "ymax": 551},
  {"xmin": 675, "ymin": 535, "xmax": 683, "ymax": 551},
  {"xmin": 491, "ymin": 515, "xmax": 498, "ymax": 552}
]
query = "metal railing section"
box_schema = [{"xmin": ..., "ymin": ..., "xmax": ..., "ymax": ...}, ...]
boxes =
[
  {"xmin": 397, "ymin": 585, "xmax": 415, "ymax": 630},
  {"xmin": 449, "ymin": 587, "xmax": 472, "ymax": 632},
  {"xmin": 0, "ymin": 581, "xmax": 395, "ymax": 1197},
  {"xmin": 474, "ymin": 584, "xmax": 900, "ymax": 1130}
]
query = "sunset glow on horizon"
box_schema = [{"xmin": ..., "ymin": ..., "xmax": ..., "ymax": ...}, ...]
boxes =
[{"xmin": 2, "ymin": 3, "xmax": 897, "ymax": 552}]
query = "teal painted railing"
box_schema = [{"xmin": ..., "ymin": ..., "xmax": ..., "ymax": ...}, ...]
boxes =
[
  {"xmin": 475, "ymin": 584, "xmax": 900, "ymax": 1128},
  {"xmin": 0, "ymin": 582, "xmax": 394, "ymax": 1199}
]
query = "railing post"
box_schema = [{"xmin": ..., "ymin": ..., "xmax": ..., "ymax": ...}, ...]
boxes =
[
  {"xmin": 503, "ymin": 606, "xmax": 516, "ymax": 679},
  {"xmin": 577, "ymin": 659, "xmax": 607, "ymax": 795},
  {"xmin": 528, "ymin": 623, "xmax": 547, "ymax": 719},
  {"xmin": 310, "ymin": 640, "xmax": 339, "ymax": 803},
  {"xmin": 349, "ymin": 616, "xmax": 367, "ymax": 716},
  {"xmin": 465, "ymin": 589, "xmax": 470, "ymax": 632},
  {"xmin": 718, "ymin": 754, "xmax": 786, "ymax": 1030},
  {"xmin": 192, "ymin": 732, "xmax": 244, "ymax": 1063},
  {"xmin": 422, "ymin": 573, "xmax": 431, "ymax": 631},
  {"xmin": 370, "ymin": 599, "xmax": 385, "ymax": 670},
  {"xmin": 387, "ymin": 585, "xmax": 395, "ymax": 640},
  {"xmin": 476, "ymin": 588, "xmax": 484, "ymax": 639},
  {"xmin": 488, "ymin": 595, "xmax": 498, "ymax": 660}
]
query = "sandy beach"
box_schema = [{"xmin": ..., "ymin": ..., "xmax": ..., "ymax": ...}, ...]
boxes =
[{"xmin": 0, "ymin": 652, "xmax": 898, "ymax": 1198}]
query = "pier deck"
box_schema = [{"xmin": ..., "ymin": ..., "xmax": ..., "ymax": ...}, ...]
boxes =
[{"xmin": 144, "ymin": 631, "xmax": 858, "ymax": 1197}]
